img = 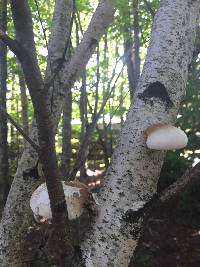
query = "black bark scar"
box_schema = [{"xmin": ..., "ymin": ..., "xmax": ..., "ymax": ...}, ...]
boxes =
[
  {"xmin": 138, "ymin": 81, "xmax": 173, "ymax": 108},
  {"xmin": 89, "ymin": 37, "xmax": 98, "ymax": 48},
  {"xmin": 123, "ymin": 194, "xmax": 158, "ymax": 224}
]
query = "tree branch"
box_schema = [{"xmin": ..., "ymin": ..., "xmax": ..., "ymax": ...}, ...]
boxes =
[
  {"xmin": 159, "ymin": 162, "xmax": 200, "ymax": 204},
  {"xmin": 10, "ymin": 0, "xmax": 43, "ymax": 105},
  {"xmin": 0, "ymin": 105, "xmax": 39, "ymax": 152}
]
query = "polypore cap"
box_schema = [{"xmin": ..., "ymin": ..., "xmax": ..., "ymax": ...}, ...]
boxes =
[
  {"xmin": 30, "ymin": 181, "xmax": 94, "ymax": 223},
  {"xmin": 146, "ymin": 124, "xmax": 188, "ymax": 150}
]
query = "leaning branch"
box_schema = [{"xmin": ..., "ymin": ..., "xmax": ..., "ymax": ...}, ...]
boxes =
[
  {"xmin": 159, "ymin": 162, "xmax": 200, "ymax": 204},
  {"xmin": 130, "ymin": 162, "xmax": 200, "ymax": 228},
  {"xmin": 0, "ymin": 29, "xmax": 23, "ymax": 60},
  {"xmin": 0, "ymin": 105, "xmax": 39, "ymax": 152}
]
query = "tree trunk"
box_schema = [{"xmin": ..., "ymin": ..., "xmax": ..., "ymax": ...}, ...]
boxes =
[
  {"xmin": 96, "ymin": 125, "xmax": 110, "ymax": 169},
  {"xmin": 79, "ymin": 70, "xmax": 88, "ymax": 179},
  {"xmin": 0, "ymin": 0, "xmax": 9, "ymax": 206},
  {"xmin": 132, "ymin": 0, "xmax": 140, "ymax": 91},
  {"xmin": 18, "ymin": 63, "xmax": 29, "ymax": 138},
  {"xmin": 81, "ymin": 1, "xmax": 200, "ymax": 266},
  {"xmin": 61, "ymin": 89, "xmax": 72, "ymax": 178},
  {"xmin": 102, "ymin": 32, "xmax": 109, "ymax": 167},
  {"xmin": 124, "ymin": 37, "xmax": 135, "ymax": 100}
]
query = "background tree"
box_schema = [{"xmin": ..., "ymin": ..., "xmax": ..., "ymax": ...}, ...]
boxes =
[{"xmin": 0, "ymin": 0, "xmax": 9, "ymax": 206}]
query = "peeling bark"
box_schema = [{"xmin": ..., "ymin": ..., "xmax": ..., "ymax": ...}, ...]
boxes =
[{"xmin": 81, "ymin": 1, "xmax": 200, "ymax": 266}]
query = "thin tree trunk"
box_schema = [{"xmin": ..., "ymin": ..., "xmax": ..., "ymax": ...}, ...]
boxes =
[
  {"xmin": 61, "ymin": 89, "xmax": 72, "ymax": 178},
  {"xmin": 119, "ymin": 85, "xmax": 124, "ymax": 128},
  {"xmin": 131, "ymin": 0, "xmax": 140, "ymax": 98},
  {"xmin": 108, "ymin": 101, "xmax": 113, "ymax": 156},
  {"xmin": 96, "ymin": 125, "xmax": 110, "ymax": 168},
  {"xmin": 81, "ymin": 1, "xmax": 200, "ymax": 266},
  {"xmin": 124, "ymin": 0, "xmax": 141, "ymax": 100},
  {"xmin": 79, "ymin": 69, "xmax": 87, "ymax": 179},
  {"xmin": 0, "ymin": 0, "xmax": 9, "ymax": 206},
  {"xmin": 124, "ymin": 38, "xmax": 135, "ymax": 100},
  {"xmin": 18, "ymin": 63, "xmax": 29, "ymax": 138},
  {"xmin": 69, "ymin": 59, "xmax": 124, "ymax": 180},
  {"xmin": 102, "ymin": 32, "xmax": 109, "ymax": 168}
]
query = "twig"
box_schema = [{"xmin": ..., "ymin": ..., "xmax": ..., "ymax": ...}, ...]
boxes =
[
  {"xmin": 0, "ymin": 106, "xmax": 39, "ymax": 152},
  {"xmin": 75, "ymin": 6, "xmax": 84, "ymax": 36},
  {"xmin": 104, "ymin": 91, "xmax": 129, "ymax": 130},
  {"xmin": 34, "ymin": 0, "xmax": 49, "ymax": 52}
]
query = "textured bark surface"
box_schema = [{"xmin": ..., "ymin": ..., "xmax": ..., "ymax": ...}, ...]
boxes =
[
  {"xmin": 0, "ymin": 0, "xmax": 115, "ymax": 266},
  {"xmin": 81, "ymin": 1, "xmax": 200, "ymax": 266},
  {"xmin": 0, "ymin": 124, "xmax": 41, "ymax": 266}
]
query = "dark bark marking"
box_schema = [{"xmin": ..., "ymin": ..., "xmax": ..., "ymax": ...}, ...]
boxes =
[
  {"xmin": 89, "ymin": 37, "xmax": 98, "ymax": 47},
  {"xmin": 139, "ymin": 81, "xmax": 173, "ymax": 108},
  {"xmin": 122, "ymin": 194, "xmax": 158, "ymax": 224},
  {"xmin": 123, "ymin": 209, "xmax": 144, "ymax": 224}
]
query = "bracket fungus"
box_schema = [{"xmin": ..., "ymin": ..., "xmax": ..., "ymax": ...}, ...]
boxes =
[
  {"xmin": 30, "ymin": 181, "xmax": 95, "ymax": 223},
  {"xmin": 145, "ymin": 124, "xmax": 188, "ymax": 150}
]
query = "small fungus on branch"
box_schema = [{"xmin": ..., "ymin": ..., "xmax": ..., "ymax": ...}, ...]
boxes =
[
  {"xmin": 145, "ymin": 124, "xmax": 188, "ymax": 150},
  {"xmin": 30, "ymin": 181, "xmax": 95, "ymax": 223}
]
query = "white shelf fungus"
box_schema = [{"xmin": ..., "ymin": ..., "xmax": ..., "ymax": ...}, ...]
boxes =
[
  {"xmin": 146, "ymin": 124, "xmax": 188, "ymax": 150},
  {"xmin": 30, "ymin": 181, "xmax": 94, "ymax": 223}
]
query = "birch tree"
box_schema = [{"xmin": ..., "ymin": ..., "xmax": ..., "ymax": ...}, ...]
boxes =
[{"xmin": 81, "ymin": 1, "xmax": 200, "ymax": 266}]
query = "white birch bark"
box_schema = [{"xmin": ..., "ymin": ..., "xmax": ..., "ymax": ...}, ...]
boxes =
[
  {"xmin": 0, "ymin": 0, "xmax": 115, "ymax": 266},
  {"xmin": 81, "ymin": 1, "xmax": 200, "ymax": 266}
]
